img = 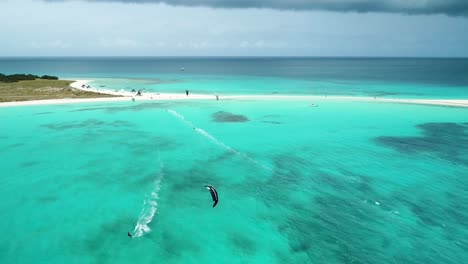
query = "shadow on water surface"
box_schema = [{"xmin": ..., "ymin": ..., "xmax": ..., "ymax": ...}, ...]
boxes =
[
  {"xmin": 212, "ymin": 111, "xmax": 249, "ymax": 123},
  {"xmin": 228, "ymin": 232, "xmax": 257, "ymax": 255},
  {"xmin": 228, "ymin": 151, "xmax": 377, "ymax": 262},
  {"xmin": 113, "ymin": 135, "xmax": 181, "ymax": 156},
  {"xmin": 261, "ymin": 120, "xmax": 283, "ymax": 125},
  {"xmin": 69, "ymin": 101, "xmax": 205, "ymax": 114},
  {"xmin": 20, "ymin": 161, "xmax": 41, "ymax": 167},
  {"xmin": 69, "ymin": 102, "xmax": 168, "ymax": 113},
  {"xmin": 42, "ymin": 119, "xmax": 134, "ymax": 131},
  {"xmin": 243, "ymin": 146, "xmax": 468, "ymax": 263},
  {"xmin": 259, "ymin": 114, "xmax": 284, "ymax": 124},
  {"xmin": 4, "ymin": 142, "xmax": 25, "ymax": 149},
  {"xmin": 159, "ymin": 229, "xmax": 201, "ymax": 260},
  {"xmin": 143, "ymin": 144, "xmax": 457, "ymax": 262},
  {"xmin": 37, "ymin": 195, "xmax": 59, "ymax": 204},
  {"xmin": 68, "ymin": 216, "xmax": 135, "ymax": 264},
  {"xmin": 33, "ymin": 111, "xmax": 53, "ymax": 115},
  {"xmin": 371, "ymin": 122, "xmax": 468, "ymax": 262},
  {"xmin": 375, "ymin": 122, "xmax": 468, "ymax": 165}
]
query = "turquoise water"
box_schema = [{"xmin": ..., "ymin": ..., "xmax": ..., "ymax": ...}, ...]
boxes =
[
  {"xmin": 1, "ymin": 98, "xmax": 467, "ymax": 263},
  {"xmin": 88, "ymin": 75, "xmax": 468, "ymax": 99},
  {"xmin": 2, "ymin": 57, "xmax": 468, "ymax": 98},
  {"xmin": 1, "ymin": 57, "xmax": 468, "ymax": 263}
]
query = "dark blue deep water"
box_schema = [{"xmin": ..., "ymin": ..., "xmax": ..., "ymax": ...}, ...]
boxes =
[
  {"xmin": 0, "ymin": 57, "xmax": 467, "ymax": 85},
  {"xmin": 2, "ymin": 57, "xmax": 468, "ymax": 98}
]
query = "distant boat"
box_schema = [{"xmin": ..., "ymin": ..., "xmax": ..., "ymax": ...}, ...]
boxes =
[{"xmin": 180, "ymin": 67, "xmax": 185, "ymax": 71}]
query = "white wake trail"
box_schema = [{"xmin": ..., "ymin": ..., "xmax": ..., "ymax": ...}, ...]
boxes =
[
  {"xmin": 194, "ymin": 128, "xmax": 237, "ymax": 154},
  {"xmin": 132, "ymin": 160, "xmax": 165, "ymax": 238},
  {"xmin": 167, "ymin": 109, "xmax": 195, "ymax": 127},
  {"xmin": 167, "ymin": 109, "xmax": 272, "ymax": 172}
]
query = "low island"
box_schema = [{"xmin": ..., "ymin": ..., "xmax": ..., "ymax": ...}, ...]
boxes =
[
  {"xmin": 1, "ymin": 74, "xmax": 468, "ymax": 108},
  {"xmin": 0, "ymin": 73, "xmax": 118, "ymax": 102}
]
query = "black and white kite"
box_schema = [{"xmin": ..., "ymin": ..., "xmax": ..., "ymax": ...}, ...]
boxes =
[{"xmin": 205, "ymin": 185, "xmax": 218, "ymax": 208}]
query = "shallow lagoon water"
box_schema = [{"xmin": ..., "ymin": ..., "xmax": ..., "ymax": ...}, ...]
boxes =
[
  {"xmin": 1, "ymin": 98, "xmax": 467, "ymax": 264},
  {"xmin": 2, "ymin": 57, "xmax": 468, "ymax": 263},
  {"xmin": 89, "ymin": 75, "xmax": 468, "ymax": 99},
  {"xmin": 2, "ymin": 57, "xmax": 468, "ymax": 98}
]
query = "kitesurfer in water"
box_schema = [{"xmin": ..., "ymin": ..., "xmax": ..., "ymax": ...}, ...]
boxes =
[{"xmin": 128, "ymin": 232, "xmax": 132, "ymax": 238}]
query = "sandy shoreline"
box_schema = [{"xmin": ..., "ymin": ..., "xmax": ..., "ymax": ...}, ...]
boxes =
[{"xmin": 0, "ymin": 79, "xmax": 467, "ymax": 108}]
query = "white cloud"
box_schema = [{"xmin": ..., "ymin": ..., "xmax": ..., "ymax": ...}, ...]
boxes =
[
  {"xmin": 28, "ymin": 40, "xmax": 71, "ymax": 49},
  {"xmin": 0, "ymin": 0, "xmax": 467, "ymax": 56},
  {"xmin": 98, "ymin": 38, "xmax": 143, "ymax": 48}
]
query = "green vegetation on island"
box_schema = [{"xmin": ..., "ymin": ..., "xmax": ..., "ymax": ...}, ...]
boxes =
[
  {"xmin": 0, "ymin": 75, "xmax": 119, "ymax": 102},
  {"xmin": 0, "ymin": 73, "xmax": 59, "ymax": 83}
]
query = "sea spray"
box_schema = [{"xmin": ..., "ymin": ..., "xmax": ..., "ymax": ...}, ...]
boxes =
[{"xmin": 132, "ymin": 161, "xmax": 165, "ymax": 238}]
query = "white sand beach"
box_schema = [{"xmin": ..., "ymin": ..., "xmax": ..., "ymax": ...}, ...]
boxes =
[
  {"xmin": 70, "ymin": 80, "xmax": 218, "ymax": 100},
  {"xmin": 1, "ymin": 79, "xmax": 468, "ymax": 108},
  {"xmin": 225, "ymin": 94, "xmax": 468, "ymax": 108}
]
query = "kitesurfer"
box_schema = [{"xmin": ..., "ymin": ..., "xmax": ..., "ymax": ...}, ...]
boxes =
[{"xmin": 128, "ymin": 232, "xmax": 132, "ymax": 238}]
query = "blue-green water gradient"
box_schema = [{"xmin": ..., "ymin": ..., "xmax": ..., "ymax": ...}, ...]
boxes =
[{"xmin": 1, "ymin": 98, "xmax": 467, "ymax": 263}]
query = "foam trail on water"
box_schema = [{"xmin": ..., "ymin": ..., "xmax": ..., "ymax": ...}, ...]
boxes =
[
  {"xmin": 168, "ymin": 109, "xmax": 237, "ymax": 154},
  {"xmin": 167, "ymin": 109, "xmax": 194, "ymax": 127},
  {"xmin": 132, "ymin": 161, "xmax": 164, "ymax": 238},
  {"xmin": 167, "ymin": 109, "xmax": 272, "ymax": 172},
  {"xmin": 195, "ymin": 128, "xmax": 272, "ymax": 171},
  {"xmin": 168, "ymin": 109, "xmax": 235, "ymax": 152},
  {"xmin": 194, "ymin": 128, "xmax": 237, "ymax": 154}
]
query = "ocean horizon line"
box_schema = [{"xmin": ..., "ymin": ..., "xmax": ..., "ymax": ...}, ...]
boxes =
[{"xmin": 1, "ymin": 56, "xmax": 468, "ymax": 60}]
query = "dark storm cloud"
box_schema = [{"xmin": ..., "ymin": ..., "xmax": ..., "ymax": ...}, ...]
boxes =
[{"xmin": 44, "ymin": 0, "xmax": 468, "ymax": 16}]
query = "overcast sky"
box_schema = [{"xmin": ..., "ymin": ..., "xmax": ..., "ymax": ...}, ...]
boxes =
[{"xmin": 1, "ymin": 0, "xmax": 467, "ymax": 57}]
